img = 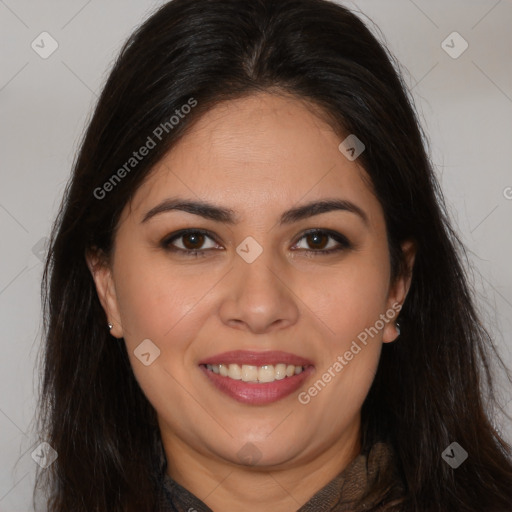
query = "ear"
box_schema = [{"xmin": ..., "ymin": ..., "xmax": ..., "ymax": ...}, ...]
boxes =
[
  {"xmin": 382, "ymin": 239, "xmax": 416, "ymax": 343},
  {"xmin": 85, "ymin": 248, "xmax": 124, "ymax": 338}
]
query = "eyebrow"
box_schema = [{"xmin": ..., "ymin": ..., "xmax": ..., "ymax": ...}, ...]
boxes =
[{"xmin": 141, "ymin": 197, "xmax": 369, "ymax": 226}]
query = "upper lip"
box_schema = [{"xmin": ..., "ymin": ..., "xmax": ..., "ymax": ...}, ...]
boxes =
[{"xmin": 198, "ymin": 350, "xmax": 314, "ymax": 367}]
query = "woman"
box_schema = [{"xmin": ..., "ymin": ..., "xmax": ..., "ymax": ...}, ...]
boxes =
[{"xmin": 36, "ymin": 0, "xmax": 512, "ymax": 510}]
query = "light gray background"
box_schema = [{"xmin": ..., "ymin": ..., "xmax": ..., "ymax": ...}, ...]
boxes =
[{"xmin": 1, "ymin": 1, "xmax": 511, "ymax": 510}]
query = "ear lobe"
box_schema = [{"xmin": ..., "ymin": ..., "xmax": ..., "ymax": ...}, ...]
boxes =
[
  {"xmin": 85, "ymin": 249, "xmax": 123, "ymax": 338},
  {"xmin": 383, "ymin": 239, "xmax": 416, "ymax": 343}
]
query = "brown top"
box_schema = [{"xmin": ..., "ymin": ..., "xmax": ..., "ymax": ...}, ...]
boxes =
[{"xmin": 155, "ymin": 442, "xmax": 407, "ymax": 511}]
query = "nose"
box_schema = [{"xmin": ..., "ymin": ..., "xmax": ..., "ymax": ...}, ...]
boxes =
[{"xmin": 218, "ymin": 248, "xmax": 300, "ymax": 335}]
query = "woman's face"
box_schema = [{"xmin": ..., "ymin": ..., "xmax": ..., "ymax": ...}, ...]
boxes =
[{"xmin": 89, "ymin": 92, "xmax": 414, "ymax": 471}]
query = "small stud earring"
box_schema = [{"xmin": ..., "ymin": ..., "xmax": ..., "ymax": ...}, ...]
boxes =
[
  {"xmin": 108, "ymin": 323, "xmax": 113, "ymax": 330},
  {"xmin": 395, "ymin": 321, "xmax": 401, "ymax": 336}
]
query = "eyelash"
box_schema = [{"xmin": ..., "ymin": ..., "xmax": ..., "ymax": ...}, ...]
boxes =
[{"xmin": 160, "ymin": 228, "xmax": 352, "ymax": 257}]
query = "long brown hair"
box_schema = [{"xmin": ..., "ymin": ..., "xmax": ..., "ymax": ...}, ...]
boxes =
[{"xmin": 36, "ymin": 0, "xmax": 512, "ymax": 510}]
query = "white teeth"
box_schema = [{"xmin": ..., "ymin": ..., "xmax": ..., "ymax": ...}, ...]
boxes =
[
  {"xmin": 227, "ymin": 363, "xmax": 242, "ymax": 380},
  {"xmin": 274, "ymin": 363, "xmax": 287, "ymax": 380},
  {"xmin": 241, "ymin": 365, "xmax": 259, "ymax": 382},
  {"xmin": 205, "ymin": 363, "xmax": 305, "ymax": 383},
  {"xmin": 258, "ymin": 365, "xmax": 275, "ymax": 383}
]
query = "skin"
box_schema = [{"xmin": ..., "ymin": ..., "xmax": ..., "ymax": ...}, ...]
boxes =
[{"xmin": 87, "ymin": 92, "xmax": 415, "ymax": 511}]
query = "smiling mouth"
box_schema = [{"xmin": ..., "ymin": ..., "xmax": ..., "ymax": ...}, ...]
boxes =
[
  {"xmin": 198, "ymin": 350, "xmax": 315, "ymax": 404},
  {"xmin": 201, "ymin": 363, "xmax": 308, "ymax": 383},
  {"xmin": 199, "ymin": 363, "xmax": 315, "ymax": 405}
]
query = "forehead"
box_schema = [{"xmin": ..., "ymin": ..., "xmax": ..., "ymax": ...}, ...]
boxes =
[{"xmin": 125, "ymin": 92, "xmax": 381, "ymax": 225}]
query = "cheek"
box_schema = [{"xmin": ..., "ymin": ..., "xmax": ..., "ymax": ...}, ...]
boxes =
[
  {"xmin": 296, "ymin": 249, "xmax": 389, "ymax": 405},
  {"xmin": 112, "ymin": 254, "xmax": 214, "ymax": 421},
  {"xmin": 300, "ymin": 255, "xmax": 390, "ymax": 341},
  {"xmin": 113, "ymin": 252, "xmax": 210, "ymax": 344},
  {"xmin": 300, "ymin": 296, "xmax": 384, "ymax": 425}
]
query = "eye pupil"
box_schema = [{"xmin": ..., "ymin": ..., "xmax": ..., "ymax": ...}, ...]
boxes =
[
  {"xmin": 183, "ymin": 232, "xmax": 204, "ymax": 249},
  {"xmin": 307, "ymin": 232, "xmax": 327, "ymax": 249}
]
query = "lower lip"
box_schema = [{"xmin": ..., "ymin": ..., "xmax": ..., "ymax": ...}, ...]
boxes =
[{"xmin": 199, "ymin": 365, "xmax": 314, "ymax": 405}]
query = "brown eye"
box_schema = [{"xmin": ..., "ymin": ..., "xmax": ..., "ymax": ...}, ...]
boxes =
[
  {"xmin": 305, "ymin": 231, "xmax": 329, "ymax": 250},
  {"xmin": 182, "ymin": 232, "xmax": 206, "ymax": 250},
  {"xmin": 161, "ymin": 229, "xmax": 220, "ymax": 255},
  {"xmin": 293, "ymin": 229, "xmax": 352, "ymax": 255}
]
